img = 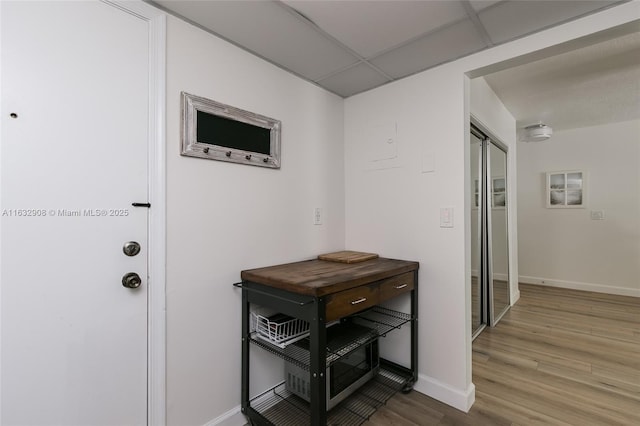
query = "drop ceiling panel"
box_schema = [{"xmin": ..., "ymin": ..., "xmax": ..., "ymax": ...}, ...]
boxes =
[
  {"xmin": 468, "ymin": 1, "xmax": 504, "ymax": 13},
  {"xmin": 283, "ymin": 0, "xmax": 468, "ymax": 58},
  {"xmin": 154, "ymin": 0, "xmax": 633, "ymax": 99},
  {"xmin": 317, "ymin": 63, "xmax": 391, "ymax": 98},
  {"xmin": 479, "ymin": 0, "xmax": 622, "ymax": 44},
  {"xmin": 154, "ymin": 0, "xmax": 359, "ymax": 81},
  {"xmin": 370, "ymin": 19, "xmax": 488, "ymax": 79}
]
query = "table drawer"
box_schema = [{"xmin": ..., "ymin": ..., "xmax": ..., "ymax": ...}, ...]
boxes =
[
  {"xmin": 379, "ymin": 272, "xmax": 414, "ymax": 303},
  {"xmin": 325, "ymin": 284, "xmax": 379, "ymax": 322}
]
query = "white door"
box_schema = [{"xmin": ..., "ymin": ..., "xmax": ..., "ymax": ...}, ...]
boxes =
[{"xmin": 1, "ymin": 1, "xmax": 150, "ymax": 424}]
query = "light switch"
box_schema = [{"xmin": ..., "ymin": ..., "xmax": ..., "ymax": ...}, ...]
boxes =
[
  {"xmin": 440, "ymin": 207, "xmax": 454, "ymax": 228},
  {"xmin": 590, "ymin": 210, "xmax": 605, "ymax": 220},
  {"xmin": 314, "ymin": 207, "xmax": 323, "ymax": 225}
]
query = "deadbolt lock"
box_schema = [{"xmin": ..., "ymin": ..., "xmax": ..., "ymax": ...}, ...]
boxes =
[{"xmin": 123, "ymin": 241, "xmax": 141, "ymax": 257}]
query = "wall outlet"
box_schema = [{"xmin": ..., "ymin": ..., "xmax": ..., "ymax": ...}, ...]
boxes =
[
  {"xmin": 313, "ymin": 207, "xmax": 323, "ymax": 225},
  {"xmin": 590, "ymin": 210, "xmax": 605, "ymax": 220}
]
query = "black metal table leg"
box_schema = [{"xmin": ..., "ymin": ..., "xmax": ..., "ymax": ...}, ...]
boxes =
[
  {"xmin": 309, "ymin": 296, "xmax": 327, "ymax": 426},
  {"xmin": 407, "ymin": 270, "xmax": 419, "ymax": 391},
  {"xmin": 241, "ymin": 284, "xmax": 250, "ymax": 415}
]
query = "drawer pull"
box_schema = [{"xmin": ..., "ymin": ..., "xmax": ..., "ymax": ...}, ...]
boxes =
[
  {"xmin": 394, "ymin": 284, "xmax": 408, "ymax": 290},
  {"xmin": 350, "ymin": 297, "xmax": 367, "ymax": 305}
]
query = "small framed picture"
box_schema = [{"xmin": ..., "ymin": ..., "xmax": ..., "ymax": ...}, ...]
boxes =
[
  {"xmin": 546, "ymin": 170, "xmax": 586, "ymax": 208},
  {"xmin": 473, "ymin": 177, "xmax": 507, "ymax": 209},
  {"xmin": 473, "ymin": 179, "xmax": 479, "ymax": 208},
  {"xmin": 492, "ymin": 177, "xmax": 506, "ymax": 209}
]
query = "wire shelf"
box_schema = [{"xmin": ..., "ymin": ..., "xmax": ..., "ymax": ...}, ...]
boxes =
[
  {"xmin": 353, "ymin": 306, "xmax": 413, "ymax": 337},
  {"xmin": 248, "ymin": 364, "xmax": 412, "ymax": 426},
  {"xmin": 249, "ymin": 307, "xmax": 413, "ymax": 371}
]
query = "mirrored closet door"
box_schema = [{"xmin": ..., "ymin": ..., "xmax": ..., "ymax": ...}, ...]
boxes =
[
  {"xmin": 471, "ymin": 124, "xmax": 510, "ymax": 339},
  {"xmin": 470, "ymin": 132, "xmax": 484, "ymax": 337},
  {"xmin": 488, "ymin": 142, "xmax": 510, "ymax": 324}
]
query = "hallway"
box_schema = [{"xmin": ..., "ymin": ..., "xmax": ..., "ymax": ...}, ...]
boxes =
[{"xmin": 366, "ymin": 284, "xmax": 640, "ymax": 425}]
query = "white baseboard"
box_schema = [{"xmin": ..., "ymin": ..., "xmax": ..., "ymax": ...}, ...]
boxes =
[
  {"xmin": 414, "ymin": 374, "xmax": 475, "ymax": 413},
  {"xmin": 519, "ymin": 275, "xmax": 640, "ymax": 298},
  {"xmin": 492, "ymin": 272, "xmax": 508, "ymax": 281},
  {"xmin": 512, "ymin": 288, "xmax": 521, "ymax": 304},
  {"xmin": 470, "ymin": 271, "xmax": 508, "ymax": 282},
  {"xmin": 203, "ymin": 406, "xmax": 245, "ymax": 426}
]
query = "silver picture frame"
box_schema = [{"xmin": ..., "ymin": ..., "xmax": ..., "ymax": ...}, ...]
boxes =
[
  {"xmin": 181, "ymin": 92, "xmax": 281, "ymax": 169},
  {"xmin": 546, "ymin": 170, "xmax": 586, "ymax": 208}
]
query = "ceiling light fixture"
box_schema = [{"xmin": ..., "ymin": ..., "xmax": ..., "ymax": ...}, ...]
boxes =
[{"xmin": 521, "ymin": 123, "xmax": 553, "ymax": 142}]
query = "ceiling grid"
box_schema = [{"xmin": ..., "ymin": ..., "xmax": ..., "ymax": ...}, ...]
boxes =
[{"xmin": 151, "ymin": 0, "xmax": 638, "ymax": 128}]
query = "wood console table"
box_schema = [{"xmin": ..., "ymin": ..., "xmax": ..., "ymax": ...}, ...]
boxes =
[{"xmin": 236, "ymin": 256, "xmax": 419, "ymax": 425}]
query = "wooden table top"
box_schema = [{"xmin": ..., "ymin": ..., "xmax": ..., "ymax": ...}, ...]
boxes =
[{"xmin": 241, "ymin": 256, "xmax": 419, "ymax": 297}]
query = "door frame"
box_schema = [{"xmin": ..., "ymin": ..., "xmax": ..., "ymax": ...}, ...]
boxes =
[{"xmin": 104, "ymin": 2, "xmax": 167, "ymax": 424}]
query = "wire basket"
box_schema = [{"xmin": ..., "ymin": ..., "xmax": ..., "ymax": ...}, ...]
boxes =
[{"xmin": 252, "ymin": 312, "xmax": 310, "ymax": 348}]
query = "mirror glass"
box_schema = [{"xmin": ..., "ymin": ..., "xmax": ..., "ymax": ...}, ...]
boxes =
[
  {"xmin": 470, "ymin": 133, "xmax": 483, "ymax": 335},
  {"xmin": 489, "ymin": 143, "xmax": 510, "ymax": 321}
]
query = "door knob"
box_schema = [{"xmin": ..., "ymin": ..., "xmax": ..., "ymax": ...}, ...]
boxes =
[
  {"xmin": 122, "ymin": 272, "xmax": 142, "ymax": 289},
  {"xmin": 122, "ymin": 241, "xmax": 141, "ymax": 257}
]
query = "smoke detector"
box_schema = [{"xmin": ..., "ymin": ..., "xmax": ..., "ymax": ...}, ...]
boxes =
[{"xmin": 521, "ymin": 123, "xmax": 553, "ymax": 142}]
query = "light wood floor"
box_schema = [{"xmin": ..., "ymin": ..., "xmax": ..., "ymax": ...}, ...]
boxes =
[{"xmin": 365, "ymin": 284, "xmax": 640, "ymax": 425}]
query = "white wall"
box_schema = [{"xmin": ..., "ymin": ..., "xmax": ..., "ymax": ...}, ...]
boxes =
[
  {"xmin": 470, "ymin": 77, "xmax": 520, "ymax": 305},
  {"xmin": 165, "ymin": 16, "xmax": 345, "ymax": 426},
  {"xmin": 343, "ymin": 73, "xmax": 516, "ymax": 412},
  {"xmin": 344, "ymin": 3, "xmax": 638, "ymax": 413},
  {"xmin": 161, "ymin": 2, "xmax": 639, "ymax": 423},
  {"xmin": 518, "ymin": 120, "xmax": 640, "ymax": 297}
]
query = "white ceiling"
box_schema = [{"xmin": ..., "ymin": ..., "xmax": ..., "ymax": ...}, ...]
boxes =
[
  {"xmin": 151, "ymin": 0, "xmax": 638, "ymax": 131},
  {"xmin": 484, "ymin": 31, "xmax": 640, "ymax": 132}
]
